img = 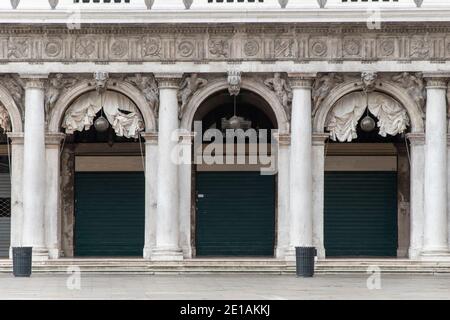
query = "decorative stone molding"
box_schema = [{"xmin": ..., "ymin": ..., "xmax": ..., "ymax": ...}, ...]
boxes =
[
  {"xmin": 1, "ymin": 25, "xmax": 450, "ymax": 63},
  {"xmin": 392, "ymin": 72, "xmax": 426, "ymax": 110},
  {"xmin": 6, "ymin": 132, "xmax": 24, "ymax": 144},
  {"xmin": 407, "ymin": 132, "xmax": 425, "ymax": 146},
  {"xmin": 312, "ymin": 73, "xmax": 343, "ymax": 116},
  {"xmin": 45, "ymin": 132, "xmax": 65, "ymax": 146},
  {"xmin": 312, "ymin": 133, "xmax": 329, "ymax": 146},
  {"xmin": 141, "ymin": 131, "xmax": 158, "ymax": 144},
  {"xmin": 125, "ymin": 74, "xmax": 159, "ymax": 117},
  {"xmin": 264, "ymin": 73, "xmax": 292, "ymax": 120},
  {"xmin": 178, "ymin": 130, "xmax": 196, "ymax": 145},
  {"xmin": 273, "ymin": 132, "xmax": 291, "ymax": 146},
  {"xmin": 178, "ymin": 74, "xmax": 208, "ymax": 120}
]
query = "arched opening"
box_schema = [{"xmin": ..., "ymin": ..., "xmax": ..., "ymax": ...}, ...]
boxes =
[
  {"xmin": 59, "ymin": 89, "xmax": 147, "ymax": 257},
  {"xmin": 0, "ymin": 114, "xmax": 10, "ymax": 258},
  {"xmin": 192, "ymin": 89, "xmax": 278, "ymax": 257},
  {"xmin": 323, "ymin": 90, "xmax": 411, "ymax": 257}
]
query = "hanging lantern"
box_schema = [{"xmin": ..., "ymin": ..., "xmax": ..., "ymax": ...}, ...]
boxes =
[
  {"xmin": 360, "ymin": 115, "xmax": 376, "ymax": 132},
  {"xmin": 94, "ymin": 115, "xmax": 109, "ymax": 133}
]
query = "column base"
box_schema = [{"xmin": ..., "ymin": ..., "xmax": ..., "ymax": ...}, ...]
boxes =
[
  {"xmin": 151, "ymin": 248, "xmax": 184, "ymax": 261},
  {"xmin": 420, "ymin": 247, "xmax": 450, "ymax": 261},
  {"xmin": 47, "ymin": 248, "xmax": 60, "ymax": 259},
  {"xmin": 32, "ymin": 247, "xmax": 49, "ymax": 261},
  {"xmin": 143, "ymin": 247, "xmax": 153, "ymax": 260},
  {"xmin": 408, "ymin": 247, "xmax": 422, "ymax": 260}
]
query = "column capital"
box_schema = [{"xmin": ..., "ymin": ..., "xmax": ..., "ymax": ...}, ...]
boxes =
[
  {"xmin": 288, "ymin": 73, "xmax": 317, "ymax": 89},
  {"xmin": 407, "ymin": 133, "xmax": 425, "ymax": 146},
  {"xmin": 7, "ymin": 132, "xmax": 24, "ymax": 144},
  {"xmin": 423, "ymin": 73, "xmax": 450, "ymax": 89},
  {"xmin": 141, "ymin": 131, "xmax": 158, "ymax": 144},
  {"xmin": 273, "ymin": 133, "xmax": 291, "ymax": 146},
  {"xmin": 45, "ymin": 133, "xmax": 65, "ymax": 145},
  {"xmin": 19, "ymin": 74, "xmax": 48, "ymax": 90},
  {"xmin": 154, "ymin": 73, "xmax": 183, "ymax": 89},
  {"xmin": 312, "ymin": 133, "xmax": 330, "ymax": 146}
]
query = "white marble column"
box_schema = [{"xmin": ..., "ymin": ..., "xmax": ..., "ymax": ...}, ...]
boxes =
[
  {"xmin": 45, "ymin": 133, "xmax": 65, "ymax": 259},
  {"xmin": 274, "ymin": 133, "xmax": 290, "ymax": 259},
  {"xmin": 407, "ymin": 133, "xmax": 425, "ymax": 259},
  {"xmin": 179, "ymin": 131, "xmax": 195, "ymax": 259},
  {"xmin": 152, "ymin": 74, "xmax": 183, "ymax": 261},
  {"xmin": 422, "ymin": 77, "xmax": 450, "ymax": 259},
  {"xmin": 21, "ymin": 75, "xmax": 48, "ymax": 261},
  {"xmin": 312, "ymin": 133, "xmax": 329, "ymax": 259},
  {"xmin": 286, "ymin": 73, "xmax": 316, "ymax": 259},
  {"xmin": 142, "ymin": 132, "xmax": 158, "ymax": 259},
  {"xmin": 6, "ymin": 133, "xmax": 24, "ymax": 258}
]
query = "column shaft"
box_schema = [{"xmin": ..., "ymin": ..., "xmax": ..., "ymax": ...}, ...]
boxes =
[
  {"xmin": 142, "ymin": 132, "xmax": 158, "ymax": 259},
  {"xmin": 21, "ymin": 77, "xmax": 48, "ymax": 260},
  {"xmin": 422, "ymin": 77, "xmax": 449, "ymax": 257},
  {"xmin": 288, "ymin": 74, "xmax": 315, "ymax": 256},
  {"xmin": 45, "ymin": 133, "xmax": 65, "ymax": 259},
  {"xmin": 152, "ymin": 74, "xmax": 183, "ymax": 261}
]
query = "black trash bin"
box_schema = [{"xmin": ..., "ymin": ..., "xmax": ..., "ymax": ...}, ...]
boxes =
[
  {"xmin": 12, "ymin": 247, "xmax": 32, "ymax": 277},
  {"xmin": 295, "ymin": 247, "xmax": 316, "ymax": 277}
]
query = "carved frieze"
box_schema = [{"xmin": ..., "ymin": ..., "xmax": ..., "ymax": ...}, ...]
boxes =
[{"xmin": 0, "ymin": 25, "xmax": 448, "ymax": 63}]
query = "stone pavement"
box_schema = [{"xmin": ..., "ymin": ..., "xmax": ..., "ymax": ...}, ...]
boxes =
[{"xmin": 0, "ymin": 274, "xmax": 449, "ymax": 300}]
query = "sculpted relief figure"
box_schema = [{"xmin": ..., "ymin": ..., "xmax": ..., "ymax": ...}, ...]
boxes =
[
  {"xmin": 178, "ymin": 74, "xmax": 207, "ymax": 118},
  {"xmin": 361, "ymin": 71, "xmax": 378, "ymax": 92},
  {"xmin": 45, "ymin": 73, "xmax": 77, "ymax": 116},
  {"xmin": 0, "ymin": 104, "xmax": 11, "ymax": 133},
  {"xmin": 312, "ymin": 73, "xmax": 343, "ymax": 116},
  {"xmin": 392, "ymin": 72, "xmax": 426, "ymax": 110},
  {"xmin": 126, "ymin": 74, "xmax": 159, "ymax": 116},
  {"xmin": 264, "ymin": 73, "xmax": 293, "ymax": 118}
]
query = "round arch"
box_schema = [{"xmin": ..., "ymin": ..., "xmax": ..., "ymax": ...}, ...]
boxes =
[
  {"xmin": 48, "ymin": 79, "xmax": 157, "ymax": 133},
  {"xmin": 180, "ymin": 78, "xmax": 290, "ymax": 134},
  {"xmin": 313, "ymin": 80, "xmax": 425, "ymax": 134},
  {"xmin": 0, "ymin": 84, "xmax": 23, "ymax": 132}
]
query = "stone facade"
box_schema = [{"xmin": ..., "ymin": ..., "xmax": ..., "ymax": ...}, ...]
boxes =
[{"xmin": 1, "ymin": 3, "xmax": 450, "ymax": 263}]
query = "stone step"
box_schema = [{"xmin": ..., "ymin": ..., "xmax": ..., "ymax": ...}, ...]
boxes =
[{"xmin": 1, "ymin": 259, "xmax": 450, "ymax": 274}]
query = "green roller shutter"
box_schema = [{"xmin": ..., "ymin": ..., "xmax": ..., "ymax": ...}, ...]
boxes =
[
  {"xmin": 74, "ymin": 172, "xmax": 145, "ymax": 257},
  {"xmin": 196, "ymin": 172, "xmax": 275, "ymax": 257},
  {"xmin": 324, "ymin": 172, "xmax": 398, "ymax": 257}
]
